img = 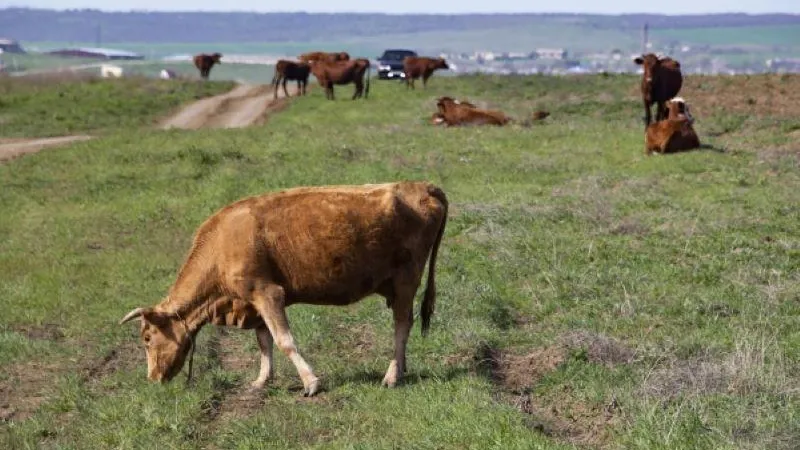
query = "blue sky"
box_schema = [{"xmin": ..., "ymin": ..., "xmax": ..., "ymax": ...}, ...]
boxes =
[{"xmin": 5, "ymin": 1, "xmax": 800, "ymax": 14}]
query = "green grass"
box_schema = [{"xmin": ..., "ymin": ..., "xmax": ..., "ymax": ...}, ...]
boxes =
[
  {"xmin": 1, "ymin": 73, "xmax": 799, "ymax": 449},
  {"xmin": 0, "ymin": 76, "xmax": 235, "ymax": 138},
  {"xmin": 656, "ymin": 24, "xmax": 800, "ymax": 48},
  {"xmin": 117, "ymin": 61, "xmax": 277, "ymax": 84},
  {"xmin": 0, "ymin": 53, "xmax": 99, "ymax": 73}
]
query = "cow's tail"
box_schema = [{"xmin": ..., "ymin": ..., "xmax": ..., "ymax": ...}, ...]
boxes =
[
  {"xmin": 421, "ymin": 184, "xmax": 448, "ymax": 337},
  {"xmin": 364, "ymin": 63, "xmax": 371, "ymax": 99}
]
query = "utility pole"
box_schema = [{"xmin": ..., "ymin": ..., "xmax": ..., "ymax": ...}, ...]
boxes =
[{"xmin": 641, "ymin": 23, "xmax": 649, "ymax": 54}]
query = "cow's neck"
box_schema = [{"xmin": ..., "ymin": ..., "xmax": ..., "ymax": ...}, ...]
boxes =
[{"xmin": 157, "ymin": 294, "xmax": 216, "ymax": 336}]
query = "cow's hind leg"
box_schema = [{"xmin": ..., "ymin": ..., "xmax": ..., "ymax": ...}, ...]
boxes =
[
  {"xmin": 272, "ymin": 75, "xmax": 281, "ymax": 99},
  {"xmin": 250, "ymin": 326, "xmax": 274, "ymax": 389},
  {"xmin": 352, "ymin": 80, "xmax": 363, "ymax": 100},
  {"xmin": 282, "ymin": 78, "xmax": 290, "ymax": 98},
  {"xmin": 380, "ymin": 274, "xmax": 422, "ymax": 388},
  {"xmin": 251, "ymin": 284, "xmax": 320, "ymax": 396}
]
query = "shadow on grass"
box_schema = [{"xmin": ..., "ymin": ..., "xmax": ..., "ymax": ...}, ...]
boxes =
[{"xmin": 329, "ymin": 365, "xmax": 471, "ymax": 389}]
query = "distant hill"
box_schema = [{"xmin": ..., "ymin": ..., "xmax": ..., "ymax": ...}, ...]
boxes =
[{"xmin": 1, "ymin": 8, "xmax": 799, "ymax": 46}]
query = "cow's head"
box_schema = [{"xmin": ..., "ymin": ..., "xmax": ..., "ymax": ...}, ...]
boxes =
[
  {"xmin": 667, "ymin": 97, "xmax": 695, "ymax": 124},
  {"xmin": 633, "ymin": 53, "xmax": 664, "ymax": 87},
  {"xmin": 431, "ymin": 112, "xmax": 447, "ymax": 125},
  {"xmin": 434, "ymin": 57, "xmax": 449, "ymax": 70},
  {"xmin": 119, "ymin": 306, "xmax": 194, "ymax": 383},
  {"xmin": 211, "ymin": 53, "xmax": 223, "ymax": 64},
  {"xmin": 436, "ymin": 96, "xmax": 458, "ymax": 113}
]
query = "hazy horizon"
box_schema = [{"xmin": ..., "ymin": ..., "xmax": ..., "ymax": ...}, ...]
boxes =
[{"xmin": 5, "ymin": 0, "xmax": 800, "ymax": 15}]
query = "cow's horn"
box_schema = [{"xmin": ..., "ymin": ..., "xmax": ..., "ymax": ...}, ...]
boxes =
[{"xmin": 119, "ymin": 307, "xmax": 146, "ymax": 325}]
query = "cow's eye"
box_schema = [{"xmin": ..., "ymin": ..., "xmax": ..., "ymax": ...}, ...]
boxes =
[{"xmin": 144, "ymin": 335, "xmax": 151, "ymax": 345}]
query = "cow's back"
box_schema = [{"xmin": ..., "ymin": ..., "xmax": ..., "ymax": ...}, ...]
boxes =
[
  {"xmin": 201, "ymin": 182, "xmax": 445, "ymax": 306},
  {"xmin": 655, "ymin": 59, "xmax": 683, "ymax": 100}
]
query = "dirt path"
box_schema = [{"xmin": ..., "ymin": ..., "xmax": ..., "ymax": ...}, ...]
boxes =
[
  {"xmin": 1, "ymin": 83, "xmax": 290, "ymax": 164},
  {"xmin": 0, "ymin": 135, "xmax": 94, "ymax": 163},
  {"xmin": 160, "ymin": 83, "xmax": 288, "ymax": 130}
]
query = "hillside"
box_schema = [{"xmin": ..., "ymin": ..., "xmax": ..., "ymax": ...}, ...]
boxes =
[{"xmin": 1, "ymin": 8, "xmax": 799, "ymax": 52}]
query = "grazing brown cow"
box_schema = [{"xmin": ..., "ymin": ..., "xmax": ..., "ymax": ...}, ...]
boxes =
[
  {"xmin": 645, "ymin": 97, "xmax": 700, "ymax": 155},
  {"xmin": 193, "ymin": 52, "xmax": 222, "ymax": 80},
  {"xmin": 310, "ymin": 58, "xmax": 371, "ymax": 100},
  {"xmin": 403, "ymin": 56, "xmax": 449, "ymax": 89},
  {"xmin": 119, "ymin": 182, "xmax": 448, "ymax": 396},
  {"xmin": 433, "ymin": 96, "xmax": 511, "ymax": 126},
  {"xmin": 271, "ymin": 60, "xmax": 312, "ymax": 99},
  {"xmin": 634, "ymin": 53, "xmax": 683, "ymax": 127},
  {"xmin": 298, "ymin": 51, "xmax": 350, "ymax": 64}
]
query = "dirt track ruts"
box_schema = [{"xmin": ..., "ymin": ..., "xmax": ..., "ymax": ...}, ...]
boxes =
[
  {"xmin": 1, "ymin": 83, "xmax": 290, "ymax": 163},
  {"xmin": 160, "ymin": 83, "xmax": 288, "ymax": 130}
]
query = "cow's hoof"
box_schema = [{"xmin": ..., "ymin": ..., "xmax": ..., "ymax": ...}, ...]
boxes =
[
  {"xmin": 381, "ymin": 378, "xmax": 398, "ymax": 388},
  {"xmin": 303, "ymin": 378, "xmax": 320, "ymax": 397},
  {"xmin": 249, "ymin": 379, "xmax": 268, "ymax": 390}
]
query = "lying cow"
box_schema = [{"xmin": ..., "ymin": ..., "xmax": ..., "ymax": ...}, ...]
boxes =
[
  {"xmin": 433, "ymin": 96, "xmax": 511, "ymax": 126},
  {"xmin": 159, "ymin": 69, "xmax": 178, "ymax": 80},
  {"xmin": 403, "ymin": 56, "xmax": 449, "ymax": 89},
  {"xmin": 120, "ymin": 182, "xmax": 448, "ymax": 396},
  {"xmin": 100, "ymin": 64, "xmax": 123, "ymax": 78},
  {"xmin": 271, "ymin": 60, "xmax": 312, "ymax": 99},
  {"xmin": 645, "ymin": 97, "xmax": 700, "ymax": 155},
  {"xmin": 310, "ymin": 58, "xmax": 371, "ymax": 100},
  {"xmin": 194, "ymin": 52, "xmax": 222, "ymax": 80},
  {"xmin": 634, "ymin": 53, "xmax": 683, "ymax": 127}
]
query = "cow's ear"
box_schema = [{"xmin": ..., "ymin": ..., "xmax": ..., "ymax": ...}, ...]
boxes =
[{"xmin": 634, "ymin": 57, "xmax": 644, "ymax": 65}]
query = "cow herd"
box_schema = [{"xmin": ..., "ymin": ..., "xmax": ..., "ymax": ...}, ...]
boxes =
[
  {"xmin": 121, "ymin": 51, "xmax": 705, "ymax": 397},
  {"xmin": 193, "ymin": 50, "xmax": 453, "ymax": 101}
]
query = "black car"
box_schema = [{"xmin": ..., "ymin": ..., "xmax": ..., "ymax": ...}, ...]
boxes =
[{"xmin": 376, "ymin": 49, "xmax": 417, "ymax": 80}]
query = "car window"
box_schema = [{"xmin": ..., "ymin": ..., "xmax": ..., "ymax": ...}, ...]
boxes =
[{"xmin": 381, "ymin": 51, "xmax": 416, "ymax": 61}]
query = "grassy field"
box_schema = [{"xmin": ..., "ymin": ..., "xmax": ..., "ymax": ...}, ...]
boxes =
[
  {"xmin": 0, "ymin": 74, "xmax": 235, "ymax": 138},
  {"xmin": 656, "ymin": 24, "xmax": 800, "ymax": 48},
  {"xmin": 1, "ymin": 72, "xmax": 799, "ymax": 449}
]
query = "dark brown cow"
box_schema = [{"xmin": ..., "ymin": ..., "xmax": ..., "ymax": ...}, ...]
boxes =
[
  {"xmin": 271, "ymin": 60, "xmax": 312, "ymax": 99},
  {"xmin": 119, "ymin": 182, "xmax": 448, "ymax": 396},
  {"xmin": 645, "ymin": 97, "xmax": 700, "ymax": 155},
  {"xmin": 310, "ymin": 58, "xmax": 371, "ymax": 100},
  {"xmin": 634, "ymin": 53, "xmax": 683, "ymax": 127},
  {"xmin": 403, "ymin": 56, "xmax": 449, "ymax": 89},
  {"xmin": 433, "ymin": 96, "xmax": 511, "ymax": 126},
  {"xmin": 193, "ymin": 52, "xmax": 222, "ymax": 80},
  {"xmin": 298, "ymin": 51, "xmax": 350, "ymax": 64}
]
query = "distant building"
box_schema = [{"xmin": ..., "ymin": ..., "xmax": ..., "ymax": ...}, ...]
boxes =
[
  {"xmin": 531, "ymin": 48, "xmax": 567, "ymax": 60},
  {"xmin": 0, "ymin": 38, "xmax": 26, "ymax": 54},
  {"xmin": 46, "ymin": 47, "xmax": 144, "ymax": 60}
]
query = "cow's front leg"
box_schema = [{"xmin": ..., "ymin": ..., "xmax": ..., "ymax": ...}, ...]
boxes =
[
  {"xmin": 252, "ymin": 284, "xmax": 320, "ymax": 396},
  {"xmin": 250, "ymin": 326, "xmax": 274, "ymax": 389}
]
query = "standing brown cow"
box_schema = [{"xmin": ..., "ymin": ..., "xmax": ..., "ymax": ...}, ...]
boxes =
[
  {"xmin": 310, "ymin": 58, "xmax": 371, "ymax": 100},
  {"xmin": 634, "ymin": 53, "xmax": 683, "ymax": 127},
  {"xmin": 403, "ymin": 56, "xmax": 449, "ymax": 89},
  {"xmin": 193, "ymin": 52, "xmax": 223, "ymax": 80},
  {"xmin": 298, "ymin": 51, "xmax": 350, "ymax": 64},
  {"xmin": 119, "ymin": 181, "xmax": 448, "ymax": 396},
  {"xmin": 271, "ymin": 60, "xmax": 312, "ymax": 99}
]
